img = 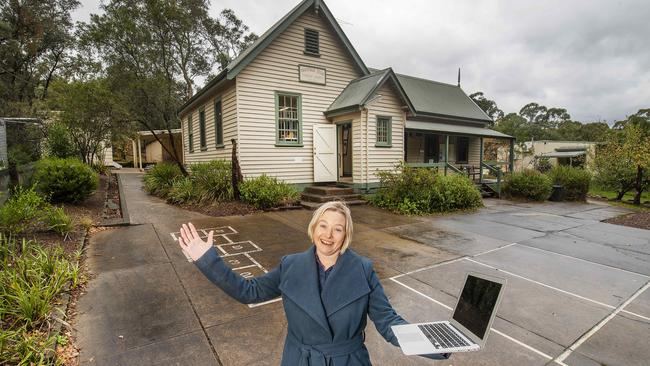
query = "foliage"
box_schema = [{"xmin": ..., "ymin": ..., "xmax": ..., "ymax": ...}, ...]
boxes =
[
  {"xmin": 45, "ymin": 206, "xmax": 74, "ymax": 237},
  {"xmin": 6, "ymin": 122, "xmax": 44, "ymax": 166},
  {"xmin": 44, "ymin": 121, "xmax": 77, "ymax": 159},
  {"xmin": 535, "ymin": 157, "xmax": 553, "ymax": 173},
  {"xmin": 0, "ymin": 186, "xmax": 48, "ymax": 235},
  {"xmin": 143, "ymin": 162, "xmax": 183, "ymax": 197},
  {"xmin": 0, "ymin": 235, "xmax": 79, "ymax": 365},
  {"xmin": 371, "ymin": 164, "xmax": 482, "ymax": 214},
  {"xmin": 90, "ymin": 162, "xmax": 111, "ymax": 176},
  {"xmin": 0, "ymin": 0, "xmax": 80, "ymax": 116},
  {"xmin": 189, "ymin": 161, "xmax": 233, "ymax": 202},
  {"xmin": 166, "ymin": 177, "xmax": 200, "ymax": 204},
  {"xmin": 33, "ymin": 157, "xmax": 99, "ymax": 203},
  {"xmin": 502, "ymin": 170, "xmax": 552, "ymax": 201},
  {"xmin": 47, "ymin": 79, "xmax": 131, "ymax": 164},
  {"xmin": 239, "ymin": 175, "xmax": 299, "ymax": 209},
  {"xmin": 547, "ymin": 166, "xmax": 592, "ymax": 201},
  {"xmin": 77, "ymin": 0, "xmax": 257, "ymax": 174},
  {"xmin": 469, "ymin": 92, "xmax": 504, "ymax": 123}
]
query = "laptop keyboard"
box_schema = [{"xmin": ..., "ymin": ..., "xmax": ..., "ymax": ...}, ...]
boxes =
[{"xmin": 418, "ymin": 323, "xmax": 472, "ymax": 349}]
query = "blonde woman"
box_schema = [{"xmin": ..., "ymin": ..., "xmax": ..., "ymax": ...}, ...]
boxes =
[{"xmin": 179, "ymin": 201, "xmax": 449, "ymax": 365}]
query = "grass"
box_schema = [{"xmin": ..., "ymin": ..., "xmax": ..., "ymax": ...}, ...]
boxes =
[{"xmin": 588, "ymin": 185, "xmax": 650, "ymax": 211}]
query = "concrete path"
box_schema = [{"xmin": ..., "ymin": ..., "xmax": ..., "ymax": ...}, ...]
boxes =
[{"xmin": 75, "ymin": 173, "xmax": 650, "ymax": 366}]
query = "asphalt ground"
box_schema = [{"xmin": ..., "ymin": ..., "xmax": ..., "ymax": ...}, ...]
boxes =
[{"xmin": 75, "ymin": 171, "xmax": 650, "ymax": 366}]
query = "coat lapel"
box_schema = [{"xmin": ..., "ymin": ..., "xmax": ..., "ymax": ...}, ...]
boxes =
[
  {"xmin": 321, "ymin": 249, "xmax": 371, "ymax": 317},
  {"xmin": 280, "ymin": 246, "xmax": 332, "ymax": 337}
]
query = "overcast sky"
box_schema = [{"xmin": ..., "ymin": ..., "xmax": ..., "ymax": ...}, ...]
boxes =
[{"xmin": 72, "ymin": 0, "xmax": 650, "ymax": 124}]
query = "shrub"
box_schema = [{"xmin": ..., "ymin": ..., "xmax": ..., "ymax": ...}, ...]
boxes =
[
  {"xmin": 535, "ymin": 157, "xmax": 553, "ymax": 173},
  {"xmin": 502, "ymin": 169, "xmax": 552, "ymax": 201},
  {"xmin": 90, "ymin": 162, "xmax": 111, "ymax": 176},
  {"xmin": 45, "ymin": 121, "xmax": 76, "ymax": 159},
  {"xmin": 189, "ymin": 160, "xmax": 232, "ymax": 202},
  {"xmin": 166, "ymin": 177, "xmax": 200, "ymax": 204},
  {"xmin": 239, "ymin": 174, "xmax": 299, "ymax": 209},
  {"xmin": 372, "ymin": 163, "xmax": 482, "ymax": 214},
  {"xmin": 33, "ymin": 157, "xmax": 99, "ymax": 203},
  {"xmin": 0, "ymin": 185, "xmax": 48, "ymax": 235},
  {"xmin": 143, "ymin": 162, "xmax": 182, "ymax": 197},
  {"xmin": 547, "ymin": 165, "xmax": 592, "ymax": 201}
]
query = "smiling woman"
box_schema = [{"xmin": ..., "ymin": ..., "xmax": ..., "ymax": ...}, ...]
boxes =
[{"xmin": 178, "ymin": 201, "xmax": 450, "ymax": 365}]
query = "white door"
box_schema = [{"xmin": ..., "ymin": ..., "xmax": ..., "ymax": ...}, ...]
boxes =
[{"xmin": 313, "ymin": 124, "xmax": 337, "ymax": 182}]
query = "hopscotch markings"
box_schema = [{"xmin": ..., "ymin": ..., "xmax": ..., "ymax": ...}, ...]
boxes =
[{"xmin": 169, "ymin": 225, "xmax": 277, "ymax": 308}]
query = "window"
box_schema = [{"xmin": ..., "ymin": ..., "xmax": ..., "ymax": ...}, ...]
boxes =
[
  {"xmin": 199, "ymin": 108, "xmax": 206, "ymax": 150},
  {"xmin": 304, "ymin": 28, "xmax": 319, "ymax": 56},
  {"xmin": 456, "ymin": 136, "xmax": 469, "ymax": 163},
  {"xmin": 187, "ymin": 113, "xmax": 194, "ymax": 152},
  {"xmin": 275, "ymin": 92, "xmax": 302, "ymax": 145},
  {"xmin": 376, "ymin": 116, "xmax": 392, "ymax": 147},
  {"xmin": 214, "ymin": 99, "xmax": 223, "ymax": 147}
]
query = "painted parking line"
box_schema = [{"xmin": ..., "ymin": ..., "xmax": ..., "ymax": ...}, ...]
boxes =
[
  {"xmin": 389, "ymin": 277, "xmax": 568, "ymax": 366},
  {"xmin": 514, "ymin": 242, "xmax": 650, "ymax": 279},
  {"xmin": 552, "ymin": 281, "xmax": 650, "ymax": 364},
  {"xmin": 389, "ymin": 242, "xmax": 518, "ymax": 280}
]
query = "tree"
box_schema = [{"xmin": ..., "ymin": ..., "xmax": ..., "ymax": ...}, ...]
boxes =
[
  {"xmin": 78, "ymin": 0, "xmax": 256, "ymax": 175},
  {"xmin": 0, "ymin": 0, "xmax": 80, "ymax": 116},
  {"xmin": 579, "ymin": 122, "xmax": 609, "ymax": 142},
  {"xmin": 494, "ymin": 113, "xmax": 529, "ymax": 142},
  {"xmin": 622, "ymin": 124, "xmax": 650, "ymax": 205},
  {"xmin": 48, "ymin": 78, "xmax": 132, "ymax": 164},
  {"xmin": 469, "ymin": 91, "xmax": 504, "ymax": 124}
]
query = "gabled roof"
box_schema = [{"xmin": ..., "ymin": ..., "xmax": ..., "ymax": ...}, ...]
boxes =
[
  {"xmin": 178, "ymin": 0, "xmax": 369, "ymax": 115},
  {"xmin": 395, "ymin": 74, "xmax": 492, "ymax": 123},
  {"xmin": 325, "ymin": 68, "xmax": 415, "ymax": 117}
]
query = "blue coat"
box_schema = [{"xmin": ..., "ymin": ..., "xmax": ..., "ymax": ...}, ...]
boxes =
[{"xmin": 194, "ymin": 245, "xmax": 408, "ymax": 365}]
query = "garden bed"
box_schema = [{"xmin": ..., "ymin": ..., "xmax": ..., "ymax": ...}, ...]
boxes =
[{"xmin": 604, "ymin": 211, "xmax": 650, "ymax": 230}]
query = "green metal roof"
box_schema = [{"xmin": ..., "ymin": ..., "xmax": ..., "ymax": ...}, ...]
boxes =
[
  {"xmin": 325, "ymin": 68, "xmax": 414, "ymax": 117},
  {"xmin": 405, "ymin": 120, "xmax": 513, "ymax": 139},
  {"xmin": 395, "ymin": 74, "xmax": 492, "ymax": 122}
]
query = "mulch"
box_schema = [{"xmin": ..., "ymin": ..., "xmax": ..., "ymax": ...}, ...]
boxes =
[{"xmin": 603, "ymin": 211, "xmax": 650, "ymax": 230}]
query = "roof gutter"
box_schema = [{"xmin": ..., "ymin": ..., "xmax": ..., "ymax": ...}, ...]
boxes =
[{"xmin": 410, "ymin": 111, "xmax": 492, "ymax": 125}]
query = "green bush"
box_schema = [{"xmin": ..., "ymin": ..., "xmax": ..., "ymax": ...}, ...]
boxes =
[
  {"xmin": 166, "ymin": 177, "xmax": 200, "ymax": 204},
  {"xmin": 45, "ymin": 121, "xmax": 76, "ymax": 159},
  {"xmin": 189, "ymin": 160, "xmax": 232, "ymax": 202},
  {"xmin": 535, "ymin": 157, "xmax": 553, "ymax": 173},
  {"xmin": 372, "ymin": 163, "xmax": 482, "ymax": 214},
  {"xmin": 143, "ymin": 162, "xmax": 182, "ymax": 197},
  {"xmin": 239, "ymin": 174, "xmax": 299, "ymax": 209},
  {"xmin": 0, "ymin": 185, "xmax": 48, "ymax": 235},
  {"xmin": 547, "ymin": 165, "xmax": 592, "ymax": 201},
  {"xmin": 90, "ymin": 162, "xmax": 111, "ymax": 176},
  {"xmin": 503, "ymin": 169, "xmax": 552, "ymax": 201},
  {"xmin": 33, "ymin": 157, "xmax": 99, "ymax": 203}
]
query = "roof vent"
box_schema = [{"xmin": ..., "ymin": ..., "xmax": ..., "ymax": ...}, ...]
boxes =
[{"xmin": 304, "ymin": 28, "xmax": 320, "ymax": 56}]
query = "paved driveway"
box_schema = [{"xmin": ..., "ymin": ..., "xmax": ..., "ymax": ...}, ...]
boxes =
[{"xmin": 76, "ymin": 173, "xmax": 649, "ymax": 366}]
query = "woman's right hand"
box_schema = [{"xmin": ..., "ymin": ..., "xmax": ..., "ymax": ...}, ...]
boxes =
[{"xmin": 179, "ymin": 222, "xmax": 214, "ymax": 261}]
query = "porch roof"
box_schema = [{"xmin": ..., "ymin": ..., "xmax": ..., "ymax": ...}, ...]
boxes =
[
  {"xmin": 405, "ymin": 120, "xmax": 514, "ymax": 139},
  {"xmin": 539, "ymin": 151, "xmax": 586, "ymax": 158}
]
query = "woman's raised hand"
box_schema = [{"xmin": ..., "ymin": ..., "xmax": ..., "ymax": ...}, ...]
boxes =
[{"xmin": 179, "ymin": 222, "xmax": 214, "ymax": 261}]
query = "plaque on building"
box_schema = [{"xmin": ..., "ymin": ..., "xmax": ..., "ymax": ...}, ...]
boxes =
[{"xmin": 299, "ymin": 65, "xmax": 326, "ymax": 85}]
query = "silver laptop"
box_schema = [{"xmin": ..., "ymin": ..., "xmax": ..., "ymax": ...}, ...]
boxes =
[{"xmin": 392, "ymin": 272, "xmax": 506, "ymax": 355}]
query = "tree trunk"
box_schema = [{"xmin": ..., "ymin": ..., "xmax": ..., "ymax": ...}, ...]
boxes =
[
  {"xmin": 140, "ymin": 122, "xmax": 188, "ymax": 176},
  {"xmin": 231, "ymin": 139, "xmax": 243, "ymax": 200},
  {"xmin": 633, "ymin": 166, "xmax": 643, "ymax": 205}
]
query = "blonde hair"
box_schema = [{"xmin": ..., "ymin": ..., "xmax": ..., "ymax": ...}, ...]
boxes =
[{"xmin": 307, "ymin": 201, "xmax": 354, "ymax": 254}]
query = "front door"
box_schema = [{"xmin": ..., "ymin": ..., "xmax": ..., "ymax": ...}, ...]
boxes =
[
  {"xmin": 338, "ymin": 123, "xmax": 352, "ymax": 178},
  {"xmin": 424, "ymin": 134, "xmax": 439, "ymax": 163},
  {"xmin": 313, "ymin": 124, "xmax": 337, "ymax": 182}
]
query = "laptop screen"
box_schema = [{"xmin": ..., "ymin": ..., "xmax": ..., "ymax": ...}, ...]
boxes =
[{"xmin": 452, "ymin": 274, "xmax": 503, "ymax": 339}]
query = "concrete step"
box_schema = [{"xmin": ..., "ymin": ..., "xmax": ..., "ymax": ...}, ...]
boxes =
[
  {"xmin": 303, "ymin": 185, "xmax": 354, "ymax": 196},
  {"xmin": 300, "ymin": 199, "xmax": 366, "ymax": 210},
  {"xmin": 300, "ymin": 192, "xmax": 362, "ymax": 203}
]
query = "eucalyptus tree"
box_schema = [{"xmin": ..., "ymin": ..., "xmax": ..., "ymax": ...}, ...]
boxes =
[{"xmin": 78, "ymin": 0, "xmax": 256, "ymax": 174}]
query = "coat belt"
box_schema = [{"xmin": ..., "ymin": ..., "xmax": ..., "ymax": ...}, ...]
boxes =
[{"xmin": 288, "ymin": 332, "xmax": 365, "ymax": 366}]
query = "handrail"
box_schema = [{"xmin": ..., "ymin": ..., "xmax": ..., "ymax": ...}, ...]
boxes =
[
  {"xmin": 446, "ymin": 163, "xmax": 463, "ymax": 175},
  {"xmin": 481, "ymin": 162, "xmax": 503, "ymax": 197}
]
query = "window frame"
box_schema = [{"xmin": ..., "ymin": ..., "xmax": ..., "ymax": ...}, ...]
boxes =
[
  {"xmin": 274, "ymin": 91, "xmax": 303, "ymax": 147},
  {"xmin": 187, "ymin": 113, "xmax": 194, "ymax": 153},
  {"xmin": 199, "ymin": 107, "xmax": 207, "ymax": 151},
  {"xmin": 214, "ymin": 97, "xmax": 224, "ymax": 148},
  {"xmin": 303, "ymin": 28, "xmax": 320, "ymax": 57},
  {"xmin": 375, "ymin": 115, "xmax": 392, "ymax": 147}
]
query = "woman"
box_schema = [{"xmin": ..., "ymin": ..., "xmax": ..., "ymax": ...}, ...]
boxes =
[{"xmin": 179, "ymin": 201, "xmax": 449, "ymax": 365}]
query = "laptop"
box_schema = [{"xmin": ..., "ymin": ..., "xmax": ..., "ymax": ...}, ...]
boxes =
[{"xmin": 391, "ymin": 272, "xmax": 506, "ymax": 355}]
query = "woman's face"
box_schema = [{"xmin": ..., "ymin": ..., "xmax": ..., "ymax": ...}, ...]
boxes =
[{"xmin": 313, "ymin": 210, "xmax": 346, "ymax": 258}]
